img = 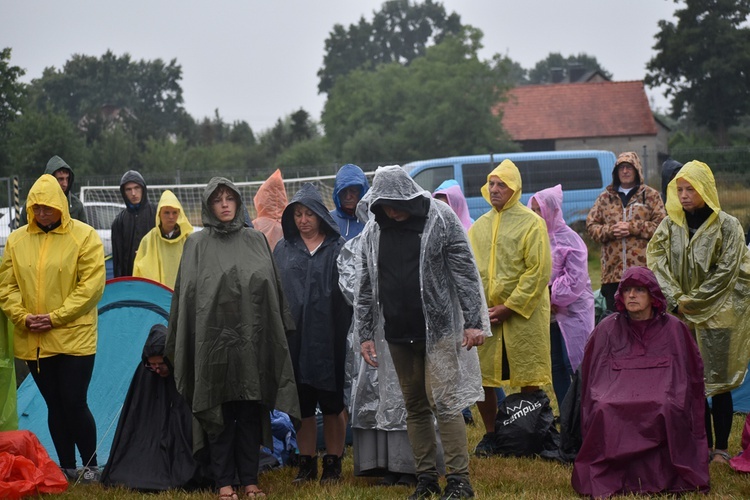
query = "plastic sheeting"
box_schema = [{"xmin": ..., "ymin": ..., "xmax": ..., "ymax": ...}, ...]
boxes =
[
  {"xmin": 354, "ymin": 166, "xmax": 488, "ymax": 419},
  {"xmin": 0, "ymin": 430, "xmax": 68, "ymax": 498},
  {"xmin": 648, "ymin": 160, "xmax": 750, "ymax": 396}
]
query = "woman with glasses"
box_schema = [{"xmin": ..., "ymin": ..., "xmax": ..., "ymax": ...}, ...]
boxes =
[
  {"xmin": 166, "ymin": 177, "xmax": 299, "ymax": 500},
  {"xmin": 0, "ymin": 174, "xmax": 106, "ymax": 482}
]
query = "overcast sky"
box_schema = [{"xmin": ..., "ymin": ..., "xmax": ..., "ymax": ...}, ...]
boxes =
[{"xmin": 3, "ymin": 0, "xmax": 678, "ymax": 132}]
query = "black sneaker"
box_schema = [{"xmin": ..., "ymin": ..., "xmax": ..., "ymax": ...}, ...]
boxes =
[
  {"xmin": 440, "ymin": 476, "xmax": 475, "ymax": 499},
  {"xmin": 78, "ymin": 466, "xmax": 101, "ymax": 484},
  {"xmin": 408, "ymin": 474, "xmax": 441, "ymax": 500},
  {"xmin": 474, "ymin": 432, "xmax": 497, "ymax": 457}
]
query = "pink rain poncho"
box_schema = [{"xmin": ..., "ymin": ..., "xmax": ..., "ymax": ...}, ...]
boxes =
[
  {"xmin": 572, "ymin": 267, "xmax": 709, "ymax": 497},
  {"xmin": 433, "ymin": 180, "xmax": 473, "ymax": 231},
  {"xmin": 528, "ymin": 185, "xmax": 594, "ymax": 370}
]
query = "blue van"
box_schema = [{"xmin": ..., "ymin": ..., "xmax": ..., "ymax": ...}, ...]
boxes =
[{"xmin": 402, "ymin": 150, "xmax": 616, "ymax": 227}]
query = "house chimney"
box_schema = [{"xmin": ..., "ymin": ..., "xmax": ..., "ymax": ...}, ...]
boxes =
[
  {"xmin": 550, "ymin": 67, "xmax": 564, "ymax": 83},
  {"xmin": 569, "ymin": 64, "xmax": 585, "ymax": 82}
]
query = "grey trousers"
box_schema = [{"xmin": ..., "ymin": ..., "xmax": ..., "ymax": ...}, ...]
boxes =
[{"xmin": 388, "ymin": 341, "xmax": 469, "ymax": 479}]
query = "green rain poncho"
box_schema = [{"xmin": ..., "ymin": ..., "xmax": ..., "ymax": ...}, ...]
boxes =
[
  {"xmin": 165, "ymin": 177, "xmax": 300, "ymax": 453},
  {"xmin": 647, "ymin": 160, "xmax": 750, "ymax": 396},
  {"xmin": 468, "ymin": 160, "xmax": 552, "ymax": 388}
]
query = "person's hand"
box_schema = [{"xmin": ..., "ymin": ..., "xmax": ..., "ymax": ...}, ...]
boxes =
[
  {"xmin": 25, "ymin": 314, "xmax": 52, "ymax": 333},
  {"xmin": 361, "ymin": 340, "xmax": 378, "ymax": 367},
  {"xmin": 550, "ymin": 304, "xmax": 558, "ymax": 315},
  {"xmin": 462, "ymin": 328, "xmax": 485, "ymax": 350},
  {"xmin": 488, "ymin": 304, "xmax": 513, "ymax": 324},
  {"xmin": 612, "ymin": 221, "xmax": 630, "ymax": 238}
]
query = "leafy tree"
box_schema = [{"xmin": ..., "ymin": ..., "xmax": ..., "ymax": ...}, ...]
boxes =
[
  {"xmin": 229, "ymin": 121, "xmax": 256, "ymax": 146},
  {"xmin": 317, "ymin": 0, "xmax": 463, "ymax": 94},
  {"xmin": 645, "ymin": 0, "xmax": 750, "ymax": 146},
  {"xmin": 527, "ymin": 52, "xmax": 612, "ymax": 84},
  {"xmin": 5, "ymin": 107, "xmax": 89, "ymax": 177},
  {"xmin": 322, "ymin": 28, "xmax": 515, "ymax": 162},
  {"xmin": 140, "ymin": 137, "xmax": 189, "ymax": 174},
  {"xmin": 88, "ymin": 127, "xmax": 139, "ymax": 176},
  {"xmin": 275, "ymin": 137, "xmax": 333, "ymax": 168},
  {"xmin": 491, "ymin": 54, "xmax": 528, "ymax": 86},
  {"xmin": 0, "ymin": 48, "xmax": 28, "ymax": 172},
  {"xmin": 27, "ymin": 50, "xmax": 185, "ymax": 145}
]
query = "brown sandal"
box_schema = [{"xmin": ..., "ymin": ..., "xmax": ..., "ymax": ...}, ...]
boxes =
[
  {"xmin": 244, "ymin": 485, "xmax": 266, "ymax": 498},
  {"xmin": 219, "ymin": 489, "xmax": 239, "ymax": 500}
]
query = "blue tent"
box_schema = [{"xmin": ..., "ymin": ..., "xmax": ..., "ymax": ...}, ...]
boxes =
[
  {"xmin": 731, "ymin": 363, "xmax": 750, "ymax": 413},
  {"xmin": 16, "ymin": 277, "xmax": 173, "ymax": 465}
]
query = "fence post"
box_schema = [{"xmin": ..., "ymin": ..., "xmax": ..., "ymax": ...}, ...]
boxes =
[{"xmin": 12, "ymin": 176, "xmax": 20, "ymax": 229}]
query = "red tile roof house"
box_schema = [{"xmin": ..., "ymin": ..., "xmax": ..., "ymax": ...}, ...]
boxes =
[{"xmin": 496, "ymin": 80, "xmax": 670, "ymax": 184}]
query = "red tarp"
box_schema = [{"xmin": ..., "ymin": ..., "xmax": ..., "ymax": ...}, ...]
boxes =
[{"xmin": 0, "ymin": 430, "xmax": 67, "ymax": 498}]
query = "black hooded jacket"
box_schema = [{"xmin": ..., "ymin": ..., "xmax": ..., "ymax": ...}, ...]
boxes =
[
  {"xmin": 273, "ymin": 183, "xmax": 351, "ymax": 392},
  {"xmin": 111, "ymin": 170, "xmax": 158, "ymax": 277},
  {"xmin": 661, "ymin": 159, "xmax": 683, "ymax": 201}
]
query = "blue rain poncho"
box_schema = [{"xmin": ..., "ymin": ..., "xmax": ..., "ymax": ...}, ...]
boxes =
[
  {"xmin": 647, "ymin": 160, "xmax": 750, "ymax": 396},
  {"xmin": 354, "ymin": 166, "xmax": 489, "ymax": 418}
]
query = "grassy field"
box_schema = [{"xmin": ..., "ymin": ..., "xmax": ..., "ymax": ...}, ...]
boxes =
[{"xmin": 59, "ymin": 408, "xmax": 750, "ymax": 499}]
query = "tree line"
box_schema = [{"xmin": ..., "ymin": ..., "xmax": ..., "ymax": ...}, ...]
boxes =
[{"xmin": 1, "ymin": 0, "xmax": 748, "ymax": 183}]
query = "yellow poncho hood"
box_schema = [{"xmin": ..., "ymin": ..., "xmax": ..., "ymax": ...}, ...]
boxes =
[
  {"xmin": 665, "ymin": 160, "xmax": 721, "ymax": 226},
  {"xmin": 481, "ymin": 159, "xmax": 522, "ymax": 212}
]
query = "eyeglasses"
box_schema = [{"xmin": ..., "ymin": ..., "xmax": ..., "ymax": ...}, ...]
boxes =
[
  {"xmin": 146, "ymin": 361, "xmax": 168, "ymax": 372},
  {"xmin": 617, "ymin": 164, "xmax": 635, "ymax": 171},
  {"xmin": 32, "ymin": 205, "xmax": 56, "ymax": 215}
]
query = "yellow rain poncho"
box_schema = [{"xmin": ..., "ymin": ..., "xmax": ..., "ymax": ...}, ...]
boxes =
[
  {"xmin": 468, "ymin": 160, "xmax": 552, "ymax": 388},
  {"xmin": 647, "ymin": 160, "xmax": 750, "ymax": 396},
  {"xmin": 0, "ymin": 174, "xmax": 105, "ymax": 360},
  {"xmin": 133, "ymin": 190, "xmax": 194, "ymax": 289}
]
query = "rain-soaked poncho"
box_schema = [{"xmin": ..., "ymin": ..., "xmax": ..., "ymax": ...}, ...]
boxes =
[
  {"xmin": 647, "ymin": 160, "xmax": 750, "ymax": 396},
  {"xmin": 274, "ymin": 183, "xmax": 351, "ymax": 393},
  {"xmin": 133, "ymin": 190, "xmax": 194, "ymax": 289},
  {"xmin": 528, "ymin": 185, "xmax": 594, "ymax": 371},
  {"xmin": 354, "ymin": 166, "xmax": 488, "ymax": 418},
  {"xmin": 468, "ymin": 160, "xmax": 552, "ymax": 387},
  {"xmin": 252, "ymin": 169, "xmax": 287, "ymax": 251},
  {"xmin": 165, "ymin": 177, "xmax": 300, "ymax": 454},
  {"xmin": 331, "ymin": 164, "xmax": 370, "ymax": 241},
  {"xmin": 339, "ymin": 191, "xmax": 407, "ymax": 430},
  {"xmin": 572, "ymin": 267, "xmax": 709, "ymax": 497},
  {"xmin": 433, "ymin": 179, "xmax": 473, "ymax": 230}
]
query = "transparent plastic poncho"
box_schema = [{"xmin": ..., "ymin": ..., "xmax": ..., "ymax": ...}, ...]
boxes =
[{"xmin": 351, "ymin": 166, "xmax": 489, "ymax": 421}]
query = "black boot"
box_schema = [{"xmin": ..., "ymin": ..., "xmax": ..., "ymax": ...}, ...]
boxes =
[
  {"xmin": 292, "ymin": 455, "xmax": 318, "ymax": 484},
  {"xmin": 319, "ymin": 454, "xmax": 342, "ymax": 484}
]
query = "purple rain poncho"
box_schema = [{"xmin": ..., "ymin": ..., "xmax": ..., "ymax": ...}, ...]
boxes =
[
  {"xmin": 528, "ymin": 185, "xmax": 594, "ymax": 370},
  {"xmin": 571, "ymin": 266, "xmax": 709, "ymax": 497}
]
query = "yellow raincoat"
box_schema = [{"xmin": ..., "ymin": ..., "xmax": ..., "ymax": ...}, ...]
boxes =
[
  {"xmin": 133, "ymin": 190, "xmax": 194, "ymax": 289},
  {"xmin": 647, "ymin": 160, "xmax": 750, "ymax": 396},
  {"xmin": 0, "ymin": 174, "xmax": 105, "ymax": 361},
  {"xmin": 468, "ymin": 160, "xmax": 552, "ymax": 387}
]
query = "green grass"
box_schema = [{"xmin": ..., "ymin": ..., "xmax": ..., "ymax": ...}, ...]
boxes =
[{"xmin": 61, "ymin": 407, "xmax": 750, "ymax": 499}]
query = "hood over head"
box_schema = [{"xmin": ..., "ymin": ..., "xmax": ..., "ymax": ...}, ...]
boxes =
[
  {"xmin": 528, "ymin": 184, "xmax": 565, "ymax": 234},
  {"xmin": 254, "ymin": 169, "xmax": 288, "ymax": 221},
  {"xmin": 26, "ymin": 174, "xmax": 71, "ymax": 231},
  {"xmin": 333, "ymin": 164, "xmax": 370, "ymax": 212},
  {"xmin": 201, "ymin": 177, "xmax": 247, "ymax": 234},
  {"xmin": 281, "ymin": 182, "xmax": 340, "ymax": 239},
  {"xmin": 156, "ymin": 189, "xmax": 194, "ymax": 235},
  {"xmin": 119, "ymin": 170, "xmax": 149, "ymax": 208},
  {"xmin": 141, "ymin": 323, "xmax": 168, "ymax": 365},
  {"xmin": 433, "ymin": 179, "xmax": 472, "ymax": 230},
  {"xmin": 612, "ymin": 152, "xmax": 644, "ymax": 187},
  {"xmin": 44, "ymin": 155, "xmax": 75, "ymax": 195},
  {"xmin": 481, "ymin": 159, "xmax": 522, "ymax": 211},
  {"xmin": 368, "ymin": 165, "xmax": 431, "ymax": 219},
  {"xmin": 664, "ymin": 160, "xmax": 720, "ymax": 225},
  {"xmin": 614, "ymin": 266, "xmax": 667, "ymax": 316},
  {"xmin": 661, "ymin": 158, "xmax": 683, "ymax": 199}
]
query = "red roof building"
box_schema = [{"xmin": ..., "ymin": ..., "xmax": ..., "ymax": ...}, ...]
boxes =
[{"xmin": 497, "ymin": 80, "xmax": 669, "ymax": 182}]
